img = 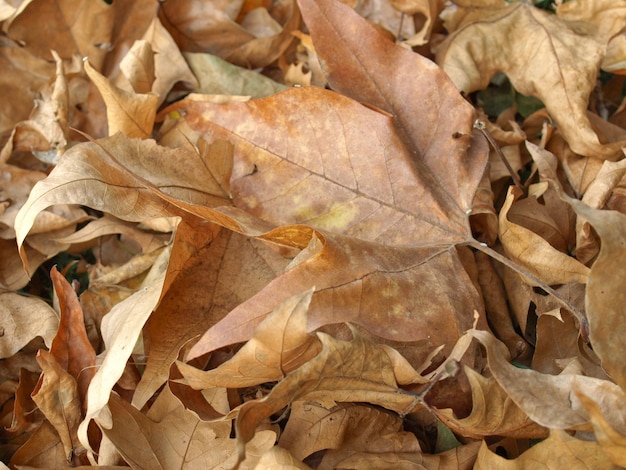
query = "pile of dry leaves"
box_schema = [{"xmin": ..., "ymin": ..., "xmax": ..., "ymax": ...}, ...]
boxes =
[{"xmin": 1, "ymin": 0, "xmax": 626, "ymax": 468}]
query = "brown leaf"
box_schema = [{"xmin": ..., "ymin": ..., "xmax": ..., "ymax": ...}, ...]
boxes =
[
  {"xmin": 435, "ymin": 366, "xmax": 547, "ymax": 440},
  {"xmin": 84, "ymin": 59, "xmax": 158, "ymax": 139},
  {"xmin": 475, "ymin": 429, "xmax": 613, "ymax": 470},
  {"xmin": 5, "ymin": 0, "xmax": 114, "ymax": 68},
  {"xmin": 279, "ymin": 401, "xmax": 415, "ymax": 461},
  {"xmin": 32, "ymin": 349, "xmax": 84, "ymax": 462},
  {"xmin": 187, "ymin": 230, "xmax": 483, "ymax": 360},
  {"xmin": 324, "ymin": 441, "xmax": 481, "ymax": 470},
  {"xmin": 297, "ymin": 0, "xmax": 487, "ymax": 233},
  {"xmin": 466, "ymin": 328, "xmax": 626, "ymax": 433},
  {"xmin": 576, "ymin": 390, "xmax": 626, "ymax": 468},
  {"xmin": 132, "ymin": 223, "xmax": 290, "ymax": 408},
  {"xmin": 436, "ymin": 1, "xmax": 622, "ymax": 159},
  {"xmin": 178, "ymin": 289, "xmax": 321, "ymax": 390},
  {"xmin": 0, "ymin": 291, "xmax": 58, "ymax": 358},
  {"xmin": 49, "ymin": 267, "xmax": 96, "ymax": 407},
  {"xmin": 530, "ymin": 141, "xmax": 626, "ymax": 390},
  {"xmin": 234, "ymin": 326, "xmax": 425, "ymax": 456},
  {"xmin": 101, "ymin": 387, "xmax": 276, "ymax": 469},
  {"xmin": 15, "ymin": 133, "xmax": 230, "ymax": 271},
  {"xmin": 498, "ymin": 186, "xmax": 589, "ymax": 285},
  {"xmin": 77, "ymin": 261, "xmax": 170, "ymax": 459},
  {"xmin": 159, "ymin": 0, "xmax": 300, "ymax": 69},
  {"xmin": 168, "ymin": 86, "xmax": 478, "ymax": 246}
]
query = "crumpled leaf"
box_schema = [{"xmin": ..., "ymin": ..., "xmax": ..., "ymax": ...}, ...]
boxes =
[
  {"xmin": 5, "ymin": 0, "xmax": 114, "ymax": 68},
  {"xmin": 436, "ymin": 0, "xmax": 622, "ymax": 159},
  {"xmin": 49, "ymin": 266, "xmax": 96, "ymax": 407},
  {"xmin": 84, "ymin": 59, "xmax": 158, "ymax": 139},
  {"xmin": 530, "ymin": 141, "xmax": 626, "ymax": 390},
  {"xmin": 0, "ymin": 290, "xmax": 58, "ymax": 358},
  {"xmin": 466, "ymin": 328, "xmax": 626, "ymax": 434},
  {"xmin": 0, "ymin": 50, "xmax": 68, "ymax": 165},
  {"xmin": 14, "ymin": 133, "xmax": 230, "ymax": 271},
  {"xmin": 77, "ymin": 257, "xmax": 169, "ymax": 460},
  {"xmin": 31, "ymin": 349, "xmax": 84, "ymax": 462},
  {"xmin": 279, "ymin": 401, "xmax": 416, "ymax": 462},
  {"xmin": 178, "ymin": 289, "xmax": 322, "ymax": 389},
  {"xmin": 101, "ymin": 386, "xmax": 276, "ymax": 469},
  {"xmin": 158, "ymin": 0, "xmax": 300, "ymax": 69},
  {"xmin": 498, "ymin": 186, "xmax": 589, "ymax": 286},
  {"xmin": 576, "ymin": 390, "xmax": 626, "ymax": 467},
  {"xmin": 475, "ymin": 429, "xmax": 613, "ymax": 470},
  {"xmin": 435, "ymin": 366, "xmax": 547, "ymax": 440},
  {"xmin": 233, "ymin": 326, "xmax": 425, "ymax": 460}
]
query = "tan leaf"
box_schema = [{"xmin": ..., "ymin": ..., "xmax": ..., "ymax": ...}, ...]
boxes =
[
  {"xmin": 77, "ymin": 263, "xmax": 169, "ymax": 459},
  {"xmin": 166, "ymin": 85, "xmax": 480, "ymax": 246},
  {"xmin": 184, "ymin": 52, "xmax": 288, "ymax": 97},
  {"xmin": 141, "ymin": 17, "xmax": 199, "ymax": 104},
  {"xmin": 132, "ymin": 223, "xmax": 289, "ymax": 409},
  {"xmin": 234, "ymin": 327, "xmax": 424, "ymax": 458},
  {"xmin": 14, "ymin": 133, "xmax": 230, "ymax": 271},
  {"xmin": 436, "ymin": 1, "xmax": 622, "ymax": 159},
  {"xmin": 178, "ymin": 289, "xmax": 322, "ymax": 390},
  {"xmin": 0, "ymin": 50, "xmax": 68, "ymax": 165},
  {"xmin": 159, "ymin": 0, "xmax": 300, "ymax": 69},
  {"xmin": 474, "ymin": 429, "xmax": 613, "ymax": 469},
  {"xmin": 435, "ymin": 367, "xmax": 547, "ymax": 440},
  {"xmin": 186, "ymin": 229, "xmax": 483, "ymax": 362},
  {"xmin": 531, "ymin": 141, "xmax": 626, "ymax": 390},
  {"xmin": 254, "ymin": 446, "xmax": 313, "ymax": 470},
  {"xmin": 576, "ymin": 390, "xmax": 626, "ymax": 467},
  {"xmin": 32, "ymin": 349, "xmax": 84, "ymax": 462},
  {"xmin": 0, "ymin": 291, "xmax": 58, "ymax": 358},
  {"xmin": 84, "ymin": 59, "xmax": 158, "ymax": 139},
  {"xmin": 101, "ymin": 387, "xmax": 275, "ymax": 469},
  {"xmin": 119, "ymin": 39, "xmax": 155, "ymax": 94},
  {"xmin": 5, "ymin": 0, "xmax": 114, "ymax": 68},
  {"xmin": 498, "ymin": 186, "xmax": 589, "ymax": 285},
  {"xmin": 323, "ymin": 441, "xmax": 481, "ymax": 470},
  {"xmin": 279, "ymin": 401, "xmax": 415, "ymax": 461},
  {"xmin": 467, "ymin": 328, "xmax": 626, "ymax": 433},
  {"xmin": 297, "ymin": 0, "xmax": 488, "ymax": 227}
]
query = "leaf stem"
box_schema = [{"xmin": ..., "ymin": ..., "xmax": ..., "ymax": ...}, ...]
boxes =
[
  {"xmin": 467, "ymin": 239, "xmax": 589, "ymax": 342},
  {"xmin": 473, "ymin": 119, "xmax": 526, "ymax": 194}
]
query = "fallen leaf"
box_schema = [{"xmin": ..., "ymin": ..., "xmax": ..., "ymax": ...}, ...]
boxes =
[
  {"xmin": 31, "ymin": 349, "xmax": 84, "ymax": 462},
  {"xmin": 5, "ymin": 0, "xmax": 114, "ymax": 68},
  {"xmin": 177, "ymin": 289, "xmax": 321, "ymax": 390},
  {"xmin": 467, "ymin": 328, "xmax": 626, "ymax": 433},
  {"xmin": 435, "ymin": 366, "xmax": 547, "ymax": 440},
  {"xmin": 0, "ymin": 291, "xmax": 58, "ymax": 358},
  {"xmin": 576, "ymin": 390, "xmax": 626, "ymax": 468},
  {"xmin": 185, "ymin": 52, "xmax": 288, "ymax": 97},
  {"xmin": 498, "ymin": 186, "xmax": 589, "ymax": 285},
  {"xmin": 474, "ymin": 429, "xmax": 613, "ymax": 470},
  {"xmin": 234, "ymin": 326, "xmax": 425, "ymax": 459},
  {"xmin": 297, "ymin": 0, "xmax": 488, "ymax": 227},
  {"xmin": 279, "ymin": 401, "xmax": 416, "ymax": 461},
  {"xmin": 84, "ymin": 59, "xmax": 158, "ymax": 139},
  {"xmin": 101, "ymin": 387, "xmax": 276, "ymax": 469},
  {"xmin": 77, "ymin": 262, "xmax": 169, "ymax": 460},
  {"xmin": 436, "ymin": 0, "xmax": 621, "ymax": 159}
]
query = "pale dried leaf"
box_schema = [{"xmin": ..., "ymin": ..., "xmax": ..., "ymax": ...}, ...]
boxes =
[
  {"xmin": 0, "ymin": 291, "xmax": 58, "ymax": 358},
  {"xmin": 475, "ymin": 429, "xmax": 613, "ymax": 469}
]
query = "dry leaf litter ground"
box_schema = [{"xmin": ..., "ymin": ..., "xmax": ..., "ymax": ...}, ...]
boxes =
[{"xmin": 1, "ymin": 0, "xmax": 626, "ymax": 468}]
